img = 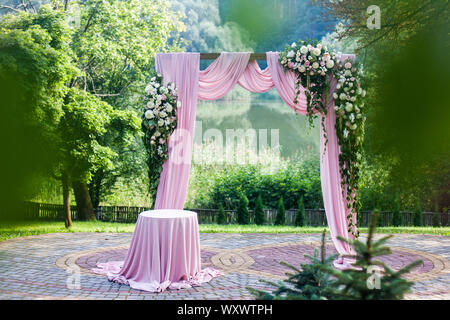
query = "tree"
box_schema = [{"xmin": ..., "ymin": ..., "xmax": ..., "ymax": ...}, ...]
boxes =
[
  {"xmin": 323, "ymin": 213, "xmax": 422, "ymax": 300},
  {"xmin": 67, "ymin": 0, "xmax": 185, "ymax": 209},
  {"xmin": 248, "ymin": 230, "xmax": 338, "ymax": 300},
  {"xmin": 2, "ymin": 1, "xmax": 185, "ymax": 215},
  {"xmin": 217, "ymin": 203, "xmax": 226, "ymax": 225},
  {"xmin": 58, "ymin": 88, "xmax": 139, "ymax": 222},
  {"xmin": 236, "ymin": 193, "xmax": 249, "ymax": 225},
  {"xmin": 275, "ymin": 197, "xmax": 285, "ymax": 226},
  {"xmin": 392, "ymin": 196, "xmax": 402, "ymax": 227},
  {"xmin": 295, "ymin": 196, "xmax": 306, "ymax": 227},
  {"xmin": 0, "ymin": 6, "xmax": 76, "ymax": 221},
  {"xmin": 413, "ymin": 201, "xmax": 423, "ymax": 227},
  {"xmin": 254, "ymin": 194, "xmax": 265, "ymax": 225}
]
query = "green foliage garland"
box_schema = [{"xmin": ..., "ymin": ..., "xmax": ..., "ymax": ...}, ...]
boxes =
[
  {"xmin": 141, "ymin": 74, "xmax": 179, "ymax": 206},
  {"xmin": 280, "ymin": 39, "xmax": 366, "ymax": 237}
]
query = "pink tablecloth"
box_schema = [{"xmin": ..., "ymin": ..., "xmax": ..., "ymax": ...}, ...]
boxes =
[{"xmin": 91, "ymin": 209, "xmax": 223, "ymax": 292}]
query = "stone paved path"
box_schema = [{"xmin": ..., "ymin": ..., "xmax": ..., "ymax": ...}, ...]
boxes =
[{"xmin": 0, "ymin": 233, "xmax": 448, "ymax": 300}]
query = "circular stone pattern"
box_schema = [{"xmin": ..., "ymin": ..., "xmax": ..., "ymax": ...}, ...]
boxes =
[
  {"xmin": 73, "ymin": 243, "xmax": 437, "ymax": 282},
  {"xmin": 76, "ymin": 248, "xmax": 218, "ymax": 272},
  {"xmin": 245, "ymin": 244, "xmax": 434, "ymax": 279}
]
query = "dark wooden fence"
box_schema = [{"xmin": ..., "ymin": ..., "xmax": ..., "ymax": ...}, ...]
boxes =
[{"xmin": 21, "ymin": 201, "xmax": 449, "ymax": 227}]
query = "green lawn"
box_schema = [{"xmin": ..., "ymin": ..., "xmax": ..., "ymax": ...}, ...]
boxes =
[{"xmin": 0, "ymin": 220, "xmax": 448, "ymax": 242}]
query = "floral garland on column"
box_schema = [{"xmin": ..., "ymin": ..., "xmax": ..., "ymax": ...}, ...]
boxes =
[
  {"xmin": 142, "ymin": 74, "xmax": 180, "ymax": 207},
  {"xmin": 279, "ymin": 40, "xmax": 366, "ymax": 237}
]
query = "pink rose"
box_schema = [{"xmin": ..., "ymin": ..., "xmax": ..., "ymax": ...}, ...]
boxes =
[
  {"xmin": 159, "ymin": 138, "xmax": 165, "ymax": 144},
  {"xmin": 161, "ymin": 95, "xmax": 166, "ymax": 100},
  {"xmin": 320, "ymin": 61, "xmax": 325, "ymax": 66},
  {"xmin": 288, "ymin": 61, "xmax": 295, "ymax": 68},
  {"xmin": 345, "ymin": 62, "xmax": 352, "ymax": 69},
  {"xmin": 305, "ymin": 61, "xmax": 310, "ymax": 67}
]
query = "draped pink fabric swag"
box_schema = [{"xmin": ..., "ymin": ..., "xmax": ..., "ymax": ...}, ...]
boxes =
[{"xmin": 154, "ymin": 51, "xmax": 357, "ymax": 268}]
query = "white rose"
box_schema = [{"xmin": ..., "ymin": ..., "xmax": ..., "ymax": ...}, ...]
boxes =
[
  {"xmin": 350, "ymin": 96, "xmax": 356, "ymax": 102},
  {"xmin": 343, "ymin": 129, "xmax": 349, "ymax": 139},
  {"xmin": 300, "ymin": 46, "xmax": 308, "ymax": 54},
  {"xmin": 333, "ymin": 92, "xmax": 338, "ymax": 99},
  {"xmin": 160, "ymin": 111, "xmax": 167, "ymax": 118},
  {"xmin": 177, "ymin": 100, "xmax": 181, "ymax": 107},
  {"xmin": 339, "ymin": 93, "xmax": 347, "ymax": 100},
  {"xmin": 345, "ymin": 70, "xmax": 352, "ymax": 77},
  {"xmin": 336, "ymin": 84, "xmax": 341, "ymax": 90},
  {"xmin": 299, "ymin": 66, "xmax": 306, "ymax": 73},
  {"xmin": 144, "ymin": 110, "xmax": 154, "ymax": 119},
  {"xmin": 312, "ymin": 62, "xmax": 319, "ymax": 69},
  {"xmin": 312, "ymin": 48, "xmax": 321, "ymax": 56},
  {"xmin": 345, "ymin": 103, "xmax": 353, "ymax": 112},
  {"xmin": 166, "ymin": 104, "xmax": 173, "ymax": 112},
  {"xmin": 154, "ymin": 83, "xmax": 160, "ymax": 88},
  {"xmin": 291, "ymin": 42, "xmax": 296, "ymax": 48},
  {"xmin": 362, "ymin": 90, "xmax": 366, "ymax": 97},
  {"xmin": 155, "ymin": 131, "xmax": 161, "ymax": 137},
  {"xmin": 158, "ymin": 119, "xmax": 164, "ymax": 126},
  {"xmin": 351, "ymin": 124, "xmax": 357, "ymax": 130},
  {"xmin": 286, "ymin": 50, "xmax": 295, "ymax": 58},
  {"xmin": 326, "ymin": 60, "xmax": 335, "ymax": 68}
]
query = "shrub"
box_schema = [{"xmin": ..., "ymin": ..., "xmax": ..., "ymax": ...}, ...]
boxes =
[
  {"xmin": 373, "ymin": 208, "xmax": 383, "ymax": 227},
  {"xmin": 236, "ymin": 193, "xmax": 250, "ymax": 225},
  {"xmin": 295, "ymin": 196, "xmax": 306, "ymax": 227},
  {"xmin": 275, "ymin": 197, "xmax": 286, "ymax": 226},
  {"xmin": 217, "ymin": 203, "xmax": 226, "ymax": 225},
  {"xmin": 254, "ymin": 194, "xmax": 265, "ymax": 225},
  {"xmin": 392, "ymin": 196, "xmax": 402, "ymax": 226},
  {"xmin": 413, "ymin": 201, "xmax": 423, "ymax": 227},
  {"xmin": 432, "ymin": 213, "xmax": 441, "ymax": 227}
]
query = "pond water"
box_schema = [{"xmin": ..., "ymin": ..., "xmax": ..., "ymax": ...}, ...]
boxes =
[{"xmin": 194, "ymin": 94, "xmax": 320, "ymax": 161}]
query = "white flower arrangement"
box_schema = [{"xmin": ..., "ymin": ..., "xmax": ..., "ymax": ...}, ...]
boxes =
[
  {"xmin": 142, "ymin": 74, "xmax": 180, "ymax": 204},
  {"xmin": 279, "ymin": 39, "xmax": 367, "ymax": 237}
]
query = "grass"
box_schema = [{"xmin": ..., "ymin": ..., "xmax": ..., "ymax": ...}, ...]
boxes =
[{"xmin": 0, "ymin": 220, "xmax": 448, "ymax": 242}]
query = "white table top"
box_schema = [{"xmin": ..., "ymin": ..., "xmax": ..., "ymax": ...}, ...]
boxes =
[{"xmin": 139, "ymin": 209, "xmax": 197, "ymax": 219}]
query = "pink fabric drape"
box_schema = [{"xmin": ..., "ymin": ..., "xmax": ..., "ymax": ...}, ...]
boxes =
[
  {"xmin": 154, "ymin": 53, "xmax": 200, "ymax": 209},
  {"xmin": 198, "ymin": 52, "xmax": 251, "ymax": 100},
  {"xmin": 153, "ymin": 52, "xmax": 357, "ymax": 267}
]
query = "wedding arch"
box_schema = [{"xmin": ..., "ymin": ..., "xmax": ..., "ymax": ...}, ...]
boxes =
[{"xmin": 150, "ymin": 51, "xmax": 362, "ymax": 269}]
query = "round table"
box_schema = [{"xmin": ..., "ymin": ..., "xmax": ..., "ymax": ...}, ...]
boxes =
[{"xmin": 92, "ymin": 209, "xmax": 222, "ymax": 292}]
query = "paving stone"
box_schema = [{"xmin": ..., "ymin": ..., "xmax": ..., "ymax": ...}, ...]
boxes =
[{"xmin": 0, "ymin": 232, "xmax": 448, "ymax": 300}]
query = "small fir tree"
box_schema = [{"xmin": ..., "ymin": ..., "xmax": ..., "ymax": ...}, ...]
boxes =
[
  {"xmin": 322, "ymin": 212, "xmax": 423, "ymax": 300},
  {"xmin": 413, "ymin": 201, "xmax": 423, "ymax": 227},
  {"xmin": 392, "ymin": 196, "xmax": 402, "ymax": 227},
  {"xmin": 432, "ymin": 213, "xmax": 441, "ymax": 227},
  {"xmin": 217, "ymin": 203, "xmax": 226, "ymax": 225},
  {"xmin": 254, "ymin": 194, "xmax": 265, "ymax": 225},
  {"xmin": 248, "ymin": 230, "xmax": 338, "ymax": 300},
  {"xmin": 275, "ymin": 197, "xmax": 286, "ymax": 226},
  {"xmin": 373, "ymin": 208, "xmax": 382, "ymax": 227},
  {"xmin": 236, "ymin": 193, "xmax": 250, "ymax": 225},
  {"xmin": 295, "ymin": 196, "xmax": 306, "ymax": 227}
]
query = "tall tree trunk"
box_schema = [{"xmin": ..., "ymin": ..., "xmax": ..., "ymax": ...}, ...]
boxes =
[
  {"xmin": 62, "ymin": 173, "xmax": 72, "ymax": 228},
  {"xmin": 73, "ymin": 181, "xmax": 96, "ymax": 221}
]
